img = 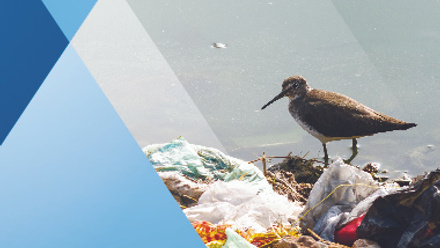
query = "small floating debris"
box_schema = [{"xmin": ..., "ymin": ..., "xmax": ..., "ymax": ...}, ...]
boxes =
[
  {"xmin": 394, "ymin": 173, "xmax": 412, "ymax": 186},
  {"xmin": 362, "ymin": 162, "xmax": 389, "ymax": 182},
  {"xmin": 212, "ymin": 42, "xmax": 227, "ymax": 48}
]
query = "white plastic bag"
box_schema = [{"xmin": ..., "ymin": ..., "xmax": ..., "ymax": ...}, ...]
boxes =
[
  {"xmin": 300, "ymin": 158, "xmax": 396, "ymax": 241},
  {"xmin": 184, "ymin": 180, "xmax": 304, "ymax": 232}
]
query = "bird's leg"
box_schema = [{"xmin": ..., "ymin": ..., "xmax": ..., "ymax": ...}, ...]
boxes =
[
  {"xmin": 322, "ymin": 143, "xmax": 329, "ymax": 166},
  {"xmin": 352, "ymin": 138, "xmax": 358, "ymax": 151},
  {"xmin": 345, "ymin": 138, "xmax": 358, "ymax": 164}
]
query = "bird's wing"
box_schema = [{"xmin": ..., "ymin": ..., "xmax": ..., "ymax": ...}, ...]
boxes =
[{"xmin": 298, "ymin": 90, "xmax": 406, "ymax": 137}]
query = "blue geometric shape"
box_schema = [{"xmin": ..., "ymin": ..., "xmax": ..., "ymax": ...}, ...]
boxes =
[
  {"xmin": 0, "ymin": 1, "xmax": 68, "ymax": 146},
  {"xmin": 0, "ymin": 45, "xmax": 205, "ymax": 248},
  {"xmin": 42, "ymin": 0, "xmax": 97, "ymax": 40}
]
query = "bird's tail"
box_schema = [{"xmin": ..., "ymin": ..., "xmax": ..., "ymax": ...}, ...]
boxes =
[{"xmin": 398, "ymin": 122, "xmax": 417, "ymax": 130}]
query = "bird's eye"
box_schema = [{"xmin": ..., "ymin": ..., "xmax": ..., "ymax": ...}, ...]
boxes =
[{"xmin": 293, "ymin": 82, "xmax": 299, "ymax": 88}]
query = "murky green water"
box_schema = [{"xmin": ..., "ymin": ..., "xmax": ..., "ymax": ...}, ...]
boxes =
[{"xmin": 127, "ymin": 0, "xmax": 440, "ymax": 178}]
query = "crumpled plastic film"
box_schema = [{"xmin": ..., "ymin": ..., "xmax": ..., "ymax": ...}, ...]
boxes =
[
  {"xmin": 144, "ymin": 137, "xmax": 265, "ymax": 183},
  {"xmin": 358, "ymin": 168, "xmax": 440, "ymax": 248},
  {"xmin": 185, "ymin": 180, "xmax": 304, "ymax": 232},
  {"xmin": 300, "ymin": 158, "xmax": 396, "ymax": 241},
  {"xmin": 145, "ymin": 137, "xmax": 304, "ymax": 244}
]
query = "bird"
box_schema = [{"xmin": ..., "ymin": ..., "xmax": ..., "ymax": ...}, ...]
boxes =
[{"xmin": 261, "ymin": 76, "xmax": 417, "ymax": 164}]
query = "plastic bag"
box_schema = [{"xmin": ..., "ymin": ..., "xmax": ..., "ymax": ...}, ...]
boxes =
[
  {"xmin": 300, "ymin": 158, "xmax": 396, "ymax": 241},
  {"xmin": 334, "ymin": 214, "xmax": 365, "ymax": 246},
  {"xmin": 357, "ymin": 169, "xmax": 440, "ymax": 248},
  {"xmin": 184, "ymin": 180, "xmax": 304, "ymax": 232},
  {"xmin": 144, "ymin": 137, "xmax": 265, "ymax": 183}
]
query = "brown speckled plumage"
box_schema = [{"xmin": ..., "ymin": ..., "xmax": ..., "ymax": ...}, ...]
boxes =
[{"xmin": 292, "ymin": 87, "xmax": 416, "ymax": 139}]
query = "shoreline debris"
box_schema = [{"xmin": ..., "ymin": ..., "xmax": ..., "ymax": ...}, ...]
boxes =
[{"xmin": 144, "ymin": 137, "xmax": 440, "ymax": 248}]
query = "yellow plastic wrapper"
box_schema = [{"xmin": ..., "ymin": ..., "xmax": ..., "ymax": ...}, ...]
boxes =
[
  {"xmin": 193, "ymin": 221, "xmax": 230, "ymax": 247},
  {"xmin": 192, "ymin": 221, "xmax": 299, "ymax": 247}
]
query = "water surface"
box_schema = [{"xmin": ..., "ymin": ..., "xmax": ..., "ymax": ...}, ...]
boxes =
[{"xmin": 126, "ymin": 0, "xmax": 440, "ymax": 178}]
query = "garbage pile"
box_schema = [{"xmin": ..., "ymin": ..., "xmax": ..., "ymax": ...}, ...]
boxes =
[
  {"xmin": 357, "ymin": 170, "xmax": 440, "ymax": 248},
  {"xmin": 144, "ymin": 137, "xmax": 440, "ymax": 248}
]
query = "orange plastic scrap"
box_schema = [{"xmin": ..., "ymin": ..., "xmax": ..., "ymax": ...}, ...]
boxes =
[
  {"xmin": 234, "ymin": 229, "xmax": 272, "ymax": 247},
  {"xmin": 250, "ymin": 234, "xmax": 278, "ymax": 247},
  {"xmin": 247, "ymin": 225, "xmax": 300, "ymax": 247},
  {"xmin": 205, "ymin": 240, "xmax": 225, "ymax": 248},
  {"xmin": 192, "ymin": 221, "xmax": 230, "ymax": 245},
  {"xmin": 192, "ymin": 222, "xmax": 300, "ymax": 248}
]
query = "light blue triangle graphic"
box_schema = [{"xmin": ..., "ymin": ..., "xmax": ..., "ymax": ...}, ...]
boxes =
[
  {"xmin": 0, "ymin": 44, "xmax": 204, "ymax": 247},
  {"xmin": 42, "ymin": 0, "xmax": 97, "ymax": 40}
]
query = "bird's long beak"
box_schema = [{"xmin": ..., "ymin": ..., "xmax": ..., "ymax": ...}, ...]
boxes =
[{"xmin": 261, "ymin": 89, "xmax": 289, "ymax": 110}]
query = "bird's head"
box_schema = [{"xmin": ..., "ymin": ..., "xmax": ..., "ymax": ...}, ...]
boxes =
[{"xmin": 261, "ymin": 76, "xmax": 309, "ymax": 110}]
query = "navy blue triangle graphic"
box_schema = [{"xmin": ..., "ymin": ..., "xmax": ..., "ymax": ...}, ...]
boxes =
[{"xmin": 0, "ymin": 1, "xmax": 68, "ymax": 145}]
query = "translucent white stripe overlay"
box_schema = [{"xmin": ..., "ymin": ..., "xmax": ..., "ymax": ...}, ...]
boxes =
[{"xmin": 71, "ymin": 0, "xmax": 226, "ymax": 152}]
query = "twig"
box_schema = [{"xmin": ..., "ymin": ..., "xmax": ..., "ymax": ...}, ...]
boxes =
[
  {"xmin": 248, "ymin": 155, "xmax": 326, "ymax": 165},
  {"xmin": 267, "ymin": 173, "xmax": 303, "ymax": 202},
  {"xmin": 307, "ymin": 228, "xmax": 351, "ymax": 248},
  {"xmin": 301, "ymin": 151, "xmax": 309, "ymax": 159},
  {"xmin": 262, "ymin": 152, "xmax": 267, "ymax": 176},
  {"xmin": 307, "ymin": 228, "xmax": 324, "ymax": 242}
]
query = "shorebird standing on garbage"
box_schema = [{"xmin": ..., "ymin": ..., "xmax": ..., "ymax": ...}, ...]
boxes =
[{"xmin": 261, "ymin": 76, "xmax": 417, "ymax": 164}]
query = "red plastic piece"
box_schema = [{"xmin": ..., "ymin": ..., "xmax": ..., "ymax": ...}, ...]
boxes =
[{"xmin": 334, "ymin": 214, "xmax": 366, "ymax": 246}]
